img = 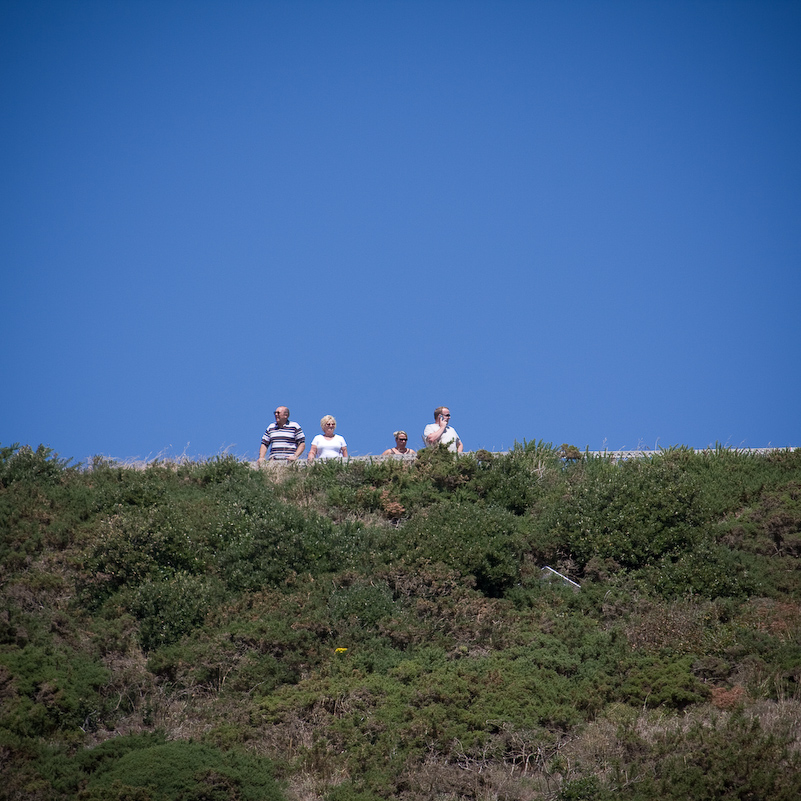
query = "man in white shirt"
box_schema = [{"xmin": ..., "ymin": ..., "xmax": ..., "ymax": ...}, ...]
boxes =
[{"xmin": 423, "ymin": 406, "xmax": 463, "ymax": 453}]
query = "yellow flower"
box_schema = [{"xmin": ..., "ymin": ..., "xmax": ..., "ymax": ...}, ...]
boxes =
[{"xmin": 335, "ymin": 647, "xmax": 348, "ymax": 653}]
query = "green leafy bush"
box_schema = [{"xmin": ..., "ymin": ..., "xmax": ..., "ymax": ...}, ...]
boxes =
[
  {"xmin": 646, "ymin": 711, "xmax": 801, "ymax": 801},
  {"xmin": 0, "ymin": 443, "xmax": 72, "ymax": 488},
  {"xmin": 32, "ymin": 734, "xmax": 285, "ymax": 801},
  {"xmin": 548, "ymin": 456, "xmax": 708, "ymax": 573},
  {"xmin": 0, "ymin": 644, "xmax": 111, "ymax": 738},
  {"xmin": 131, "ymin": 572, "xmax": 226, "ymax": 651},
  {"xmin": 394, "ymin": 500, "xmax": 529, "ymax": 596}
]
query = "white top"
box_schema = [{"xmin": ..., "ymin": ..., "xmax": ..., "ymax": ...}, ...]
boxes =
[
  {"xmin": 311, "ymin": 433, "xmax": 347, "ymax": 460},
  {"xmin": 423, "ymin": 423, "xmax": 461, "ymax": 452}
]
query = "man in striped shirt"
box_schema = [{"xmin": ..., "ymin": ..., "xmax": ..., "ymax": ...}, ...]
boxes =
[{"xmin": 258, "ymin": 406, "xmax": 306, "ymax": 462}]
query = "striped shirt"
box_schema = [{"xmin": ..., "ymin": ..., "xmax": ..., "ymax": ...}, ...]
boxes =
[{"xmin": 261, "ymin": 422, "xmax": 305, "ymax": 459}]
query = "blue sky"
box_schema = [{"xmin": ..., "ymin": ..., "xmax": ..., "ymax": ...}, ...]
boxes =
[{"xmin": 2, "ymin": 0, "xmax": 800, "ymax": 462}]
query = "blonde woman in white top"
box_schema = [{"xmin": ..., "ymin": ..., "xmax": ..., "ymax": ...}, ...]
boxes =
[{"xmin": 308, "ymin": 415, "xmax": 348, "ymax": 461}]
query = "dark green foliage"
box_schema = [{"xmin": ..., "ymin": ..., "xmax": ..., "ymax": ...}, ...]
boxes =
[
  {"xmin": 131, "ymin": 572, "xmax": 226, "ymax": 651},
  {"xmin": 394, "ymin": 501, "xmax": 529, "ymax": 596},
  {"xmin": 615, "ymin": 655, "xmax": 707, "ymax": 708},
  {"xmin": 644, "ymin": 712, "xmax": 801, "ymax": 801},
  {"xmin": 549, "ymin": 456, "xmax": 708, "ymax": 572},
  {"xmin": 2, "ymin": 443, "xmax": 801, "ymax": 801},
  {"xmin": 0, "ymin": 443, "xmax": 73, "ymax": 487},
  {"xmin": 473, "ymin": 439, "xmax": 563, "ymax": 515},
  {"xmin": 81, "ymin": 740, "xmax": 283, "ymax": 800},
  {"xmin": 645, "ymin": 540, "xmax": 759, "ymax": 599},
  {"xmin": 328, "ymin": 578, "xmax": 396, "ymax": 628},
  {"xmin": 30, "ymin": 734, "xmax": 284, "ymax": 801},
  {"xmin": 0, "ymin": 644, "xmax": 111, "ymax": 738},
  {"xmin": 215, "ymin": 502, "xmax": 359, "ymax": 591}
]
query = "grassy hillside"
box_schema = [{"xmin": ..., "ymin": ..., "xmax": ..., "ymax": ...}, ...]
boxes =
[{"xmin": 1, "ymin": 442, "xmax": 800, "ymax": 801}]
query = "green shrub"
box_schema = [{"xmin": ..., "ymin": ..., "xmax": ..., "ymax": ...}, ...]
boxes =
[
  {"xmin": 0, "ymin": 644, "xmax": 111, "ymax": 738},
  {"xmin": 131, "ymin": 572, "xmax": 226, "ymax": 651},
  {"xmin": 0, "ymin": 443, "xmax": 72, "ymax": 487},
  {"xmin": 216, "ymin": 504, "xmax": 366, "ymax": 591},
  {"xmin": 615, "ymin": 655, "xmax": 707, "ymax": 709},
  {"xmin": 647, "ymin": 711, "xmax": 801, "ymax": 801},
  {"xmin": 84, "ymin": 506, "xmax": 209, "ymax": 595},
  {"xmin": 394, "ymin": 500, "xmax": 528, "ymax": 596},
  {"xmin": 559, "ymin": 775, "xmax": 602, "ymax": 801},
  {"xmin": 4, "ymin": 445, "xmax": 801, "ymax": 800},
  {"xmin": 645, "ymin": 540, "xmax": 759, "ymax": 599},
  {"xmin": 35, "ymin": 735, "xmax": 285, "ymax": 801},
  {"xmin": 177, "ymin": 454, "xmax": 254, "ymax": 486},
  {"xmin": 328, "ymin": 579, "xmax": 396, "ymax": 628},
  {"xmin": 548, "ymin": 456, "xmax": 708, "ymax": 573},
  {"xmin": 472, "ymin": 439, "xmax": 562, "ymax": 515}
]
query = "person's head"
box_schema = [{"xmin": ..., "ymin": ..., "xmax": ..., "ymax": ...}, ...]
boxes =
[
  {"xmin": 320, "ymin": 415, "xmax": 336, "ymax": 433},
  {"xmin": 274, "ymin": 406, "xmax": 290, "ymax": 426},
  {"xmin": 433, "ymin": 406, "xmax": 451, "ymax": 422},
  {"xmin": 393, "ymin": 430, "xmax": 408, "ymax": 445}
]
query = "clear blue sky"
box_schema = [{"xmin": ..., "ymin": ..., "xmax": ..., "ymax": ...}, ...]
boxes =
[{"xmin": 2, "ymin": 0, "xmax": 800, "ymax": 462}]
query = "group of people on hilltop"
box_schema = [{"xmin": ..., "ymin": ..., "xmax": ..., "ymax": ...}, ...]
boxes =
[{"xmin": 257, "ymin": 405, "xmax": 463, "ymax": 464}]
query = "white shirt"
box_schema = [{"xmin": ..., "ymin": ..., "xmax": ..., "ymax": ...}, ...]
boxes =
[
  {"xmin": 423, "ymin": 423, "xmax": 461, "ymax": 452},
  {"xmin": 311, "ymin": 433, "xmax": 347, "ymax": 460}
]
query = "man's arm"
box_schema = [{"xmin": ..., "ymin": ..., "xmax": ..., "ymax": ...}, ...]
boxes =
[
  {"xmin": 425, "ymin": 417, "xmax": 448, "ymax": 445},
  {"xmin": 288, "ymin": 441, "xmax": 305, "ymax": 461},
  {"xmin": 257, "ymin": 443, "xmax": 268, "ymax": 463}
]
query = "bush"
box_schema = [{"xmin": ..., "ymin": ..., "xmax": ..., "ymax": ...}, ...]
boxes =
[
  {"xmin": 131, "ymin": 572, "xmax": 226, "ymax": 652},
  {"xmin": 36, "ymin": 735, "xmax": 285, "ymax": 801},
  {"xmin": 3, "ymin": 445, "xmax": 801, "ymax": 800},
  {"xmin": 645, "ymin": 540, "xmax": 759, "ymax": 600},
  {"xmin": 0, "ymin": 644, "xmax": 111, "ymax": 738},
  {"xmin": 394, "ymin": 501, "xmax": 528, "ymax": 596},
  {"xmin": 473, "ymin": 439, "xmax": 563, "ymax": 515},
  {"xmin": 548, "ymin": 456, "xmax": 708, "ymax": 573},
  {"xmin": 0, "ymin": 443, "xmax": 72, "ymax": 488},
  {"xmin": 647, "ymin": 711, "xmax": 801, "ymax": 801}
]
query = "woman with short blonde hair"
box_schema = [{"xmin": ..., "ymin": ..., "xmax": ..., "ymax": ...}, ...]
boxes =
[{"xmin": 308, "ymin": 416, "xmax": 348, "ymax": 461}]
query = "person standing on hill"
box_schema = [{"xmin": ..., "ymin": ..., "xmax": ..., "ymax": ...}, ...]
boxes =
[
  {"xmin": 423, "ymin": 406, "xmax": 463, "ymax": 453},
  {"xmin": 382, "ymin": 430, "xmax": 416, "ymax": 456},
  {"xmin": 258, "ymin": 406, "xmax": 305, "ymax": 462},
  {"xmin": 307, "ymin": 415, "xmax": 348, "ymax": 461}
]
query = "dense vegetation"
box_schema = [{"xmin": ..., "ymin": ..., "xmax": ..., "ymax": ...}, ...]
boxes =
[{"xmin": 1, "ymin": 441, "xmax": 800, "ymax": 800}]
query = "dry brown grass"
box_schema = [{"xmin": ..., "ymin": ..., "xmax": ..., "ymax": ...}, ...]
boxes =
[
  {"xmin": 623, "ymin": 599, "xmax": 719, "ymax": 654},
  {"xmin": 739, "ymin": 598, "xmax": 801, "ymax": 643}
]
